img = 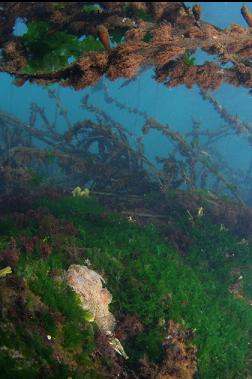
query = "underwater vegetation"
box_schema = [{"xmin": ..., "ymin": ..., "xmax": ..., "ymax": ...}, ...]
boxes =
[
  {"xmin": 81, "ymin": 4, "xmax": 104, "ymax": 14},
  {"xmin": 21, "ymin": 21, "xmax": 104, "ymax": 73},
  {"xmin": 183, "ymin": 51, "xmax": 196, "ymax": 66},
  {"xmin": 0, "ymin": 2, "xmax": 251, "ymax": 90},
  {"xmin": 1, "ymin": 192, "xmax": 252, "ymax": 378}
]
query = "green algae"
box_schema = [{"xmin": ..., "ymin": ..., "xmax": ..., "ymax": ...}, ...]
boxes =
[
  {"xmin": 36, "ymin": 196, "xmax": 252, "ymax": 377},
  {"xmin": 143, "ymin": 31, "xmax": 153, "ymax": 43},
  {"xmin": 183, "ymin": 50, "xmax": 197, "ymax": 66},
  {"xmin": 81, "ymin": 4, "xmax": 103, "ymax": 14},
  {"xmin": 1, "ymin": 194, "xmax": 252, "ymax": 377},
  {"xmin": 20, "ymin": 21, "xmax": 104, "ymax": 74}
]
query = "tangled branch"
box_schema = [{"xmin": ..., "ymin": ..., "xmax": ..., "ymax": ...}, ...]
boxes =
[{"xmin": 0, "ymin": 2, "xmax": 251, "ymax": 91}]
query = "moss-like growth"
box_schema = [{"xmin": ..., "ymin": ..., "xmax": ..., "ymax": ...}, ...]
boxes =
[
  {"xmin": 110, "ymin": 27, "xmax": 128, "ymax": 44},
  {"xmin": 36, "ymin": 195, "xmax": 252, "ymax": 377},
  {"xmin": 133, "ymin": 9, "xmax": 153, "ymax": 22},
  {"xmin": 1, "ymin": 194, "xmax": 252, "ymax": 378},
  {"xmin": 143, "ymin": 31, "xmax": 153, "ymax": 43},
  {"xmin": 81, "ymin": 4, "xmax": 103, "ymax": 14}
]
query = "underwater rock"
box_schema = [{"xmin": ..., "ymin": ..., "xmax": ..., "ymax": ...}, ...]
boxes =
[{"xmin": 66, "ymin": 264, "xmax": 115, "ymax": 332}]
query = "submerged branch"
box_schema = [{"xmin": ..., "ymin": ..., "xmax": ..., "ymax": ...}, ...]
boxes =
[{"xmin": 0, "ymin": 2, "xmax": 251, "ymax": 91}]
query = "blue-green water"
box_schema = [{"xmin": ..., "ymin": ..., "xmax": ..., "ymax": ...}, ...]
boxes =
[{"xmin": 0, "ymin": 2, "xmax": 251, "ymax": 201}]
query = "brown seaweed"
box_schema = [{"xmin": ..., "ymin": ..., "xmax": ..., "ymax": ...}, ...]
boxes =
[{"xmin": 0, "ymin": 3, "xmax": 250, "ymax": 91}]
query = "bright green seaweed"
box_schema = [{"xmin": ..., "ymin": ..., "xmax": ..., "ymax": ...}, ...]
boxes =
[
  {"xmin": 20, "ymin": 21, "xmax": 104, "ymax": 73},
  {"xmin": 0, "ymin": 194, "xmax": 252, "ymax": 378}
]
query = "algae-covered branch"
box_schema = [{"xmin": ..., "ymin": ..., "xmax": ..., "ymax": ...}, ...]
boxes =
[{"xmin": 0, "ymin": 2, "xmax": 251, "ymax": 91}]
